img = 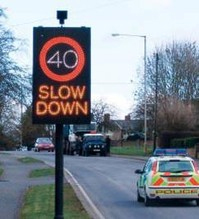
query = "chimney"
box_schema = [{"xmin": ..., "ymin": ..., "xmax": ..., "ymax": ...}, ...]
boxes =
[
  {"xmin": 125, "ymin": 114, "xmax": 131, "ymax": 121},
  {"xmin": 104, "ymin": 113, "xmax": 110, "ymax": 122}
]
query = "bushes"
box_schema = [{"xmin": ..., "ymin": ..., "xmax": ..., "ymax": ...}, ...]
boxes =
[
  {"xmin": 171, "ymin": 138, "xmax": 186, "ymax": 148},
  {"xmin": 171, "ymin": 137, "xmax": 199, "ymax": 148},
  {"xmin": 159, "ymin": 131, "xmax": 199, "ymax": 148}
]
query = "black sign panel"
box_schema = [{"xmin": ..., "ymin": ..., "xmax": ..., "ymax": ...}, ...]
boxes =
[{"xmin": 32, "ymin": 27, "xmax": 91, "ymax": 124}]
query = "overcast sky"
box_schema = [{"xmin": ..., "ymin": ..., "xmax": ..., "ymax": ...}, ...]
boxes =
[{"xmin": 2, "ymin": 0, "xmax": 199, "ymax": 119}]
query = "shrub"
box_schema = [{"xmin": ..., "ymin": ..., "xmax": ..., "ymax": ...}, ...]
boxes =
[
  {"xmin": 171, "ymin": 137, "xmax": 199, "ymax": 148},
  {"xmin": 185, "ymin": 137, "xmax": 199, "ymax": 148},
  {"xmin": 171, "ymin": 138, "xmax": 186, "ymax": 148}
]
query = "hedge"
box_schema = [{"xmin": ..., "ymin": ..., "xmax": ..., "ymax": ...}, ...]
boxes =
[{"xmin": 171, "ymin": 137, "xmax": 199, "ymax": 148}]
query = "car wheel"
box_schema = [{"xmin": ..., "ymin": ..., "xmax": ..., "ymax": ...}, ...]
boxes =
[
  {"xmin": 85, "ymin": 149, "xmax": 89, "ymax": 156},
  {"xmin": 196, "ymin": 199, "xmax": 199, "ymax": 206},
  {"xmin": 100, "ymin": 151, "xmax": 107, "ymax": 156},
  {"xmin": 79, "ymin": 149, "xmax": 83, "ymax": 156},
  {"xmin": 144, "ymin": 188, "xmax": 152, "ymax": 206},
  {"xmin": 137, "ymin": 189, "xmax": 144, "ymax": 202},
  {"xmin": 144, "ymin": 195, "xmax": 152, "ymax": 206},
  {"xmin": 69, "ymin": 148, "xmax": 74, "ymax": 155}
]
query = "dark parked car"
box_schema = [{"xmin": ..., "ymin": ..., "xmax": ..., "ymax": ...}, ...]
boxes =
[
  {"xmin": 81, "ymin": 134, "xmax": 107, "ymax": 156},
  {"xmin": 126, "ymin": 132, "xmax": 144, "ymax": 141},
  {"xmin": 34, "ymin": 137, "xmax": 54, "ymax": 152}
]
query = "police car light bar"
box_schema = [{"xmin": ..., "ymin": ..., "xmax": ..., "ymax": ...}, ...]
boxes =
[{"xmin": 153, "ymin": 148, "xmax": 188, "ymax": 156}]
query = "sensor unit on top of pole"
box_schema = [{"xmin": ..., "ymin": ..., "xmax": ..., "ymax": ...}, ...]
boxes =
[{"xmin": 57, "ymin": 11, "xmax": 68, "ymax": 26}]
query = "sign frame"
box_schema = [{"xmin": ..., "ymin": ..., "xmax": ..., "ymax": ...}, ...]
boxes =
[{"xmin": 32, "ymin": 27, "xmax": 91, "ymax": 124}]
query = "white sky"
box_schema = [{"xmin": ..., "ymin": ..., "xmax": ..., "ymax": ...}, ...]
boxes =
[{"xmin": 2, "ymin": 0, "xmax": 199, "ymax": 119}]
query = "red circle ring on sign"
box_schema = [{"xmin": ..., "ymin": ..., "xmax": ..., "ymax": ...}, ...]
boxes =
[{"xmin": 39, "ymin": 36, "xmax": 85, "ymax": 82}]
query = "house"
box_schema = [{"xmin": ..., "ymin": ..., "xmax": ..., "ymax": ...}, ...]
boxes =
[{"xmin": 101, "ymin": 114, "xmax": 143, "ymax": 141}]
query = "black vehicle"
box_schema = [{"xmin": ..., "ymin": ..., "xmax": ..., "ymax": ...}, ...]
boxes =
[
  {"xmin": 126, "ymin": 132, "xmax": 144, "ymax": 141},
  {"xmin": 81, "ymin": 134, "xmax": 107, "ymax": 156},
  {"xmin": 63, "ymin": 123, "xmax": 97, "ymax": 155}
]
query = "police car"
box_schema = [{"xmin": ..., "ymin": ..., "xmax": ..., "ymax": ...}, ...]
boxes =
[{"xmin": 135, "ymin": 149, "xmax": 199, "ymax": 206}]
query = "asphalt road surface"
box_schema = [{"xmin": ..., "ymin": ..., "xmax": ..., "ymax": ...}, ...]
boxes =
[{"xmin": 16, "ymin": 151, "xmax": 199, "ymax": 219}]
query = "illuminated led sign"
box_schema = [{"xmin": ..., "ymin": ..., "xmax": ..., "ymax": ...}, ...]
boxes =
[{"xmin": 32, "ymin": 27, "xmax": 91, "ymax": 124}]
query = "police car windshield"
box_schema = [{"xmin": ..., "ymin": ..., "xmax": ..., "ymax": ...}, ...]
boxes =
[{"xmin": 158, "ymin": 160, "xmax": 193, "ymax": 173}]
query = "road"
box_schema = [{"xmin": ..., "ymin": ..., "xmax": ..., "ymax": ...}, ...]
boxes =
[{"xmin": 15, "ymin": 151, "xmax": 199, "ymax": 219}]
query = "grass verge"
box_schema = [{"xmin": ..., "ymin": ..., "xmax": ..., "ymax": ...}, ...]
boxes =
[
  {"xmin": 29, "ymin": 168, "xmax": 55, "ymax": 178},
  {"xmin": 0, "ymin": 167, "xmax": 3, "ymax": 176},
  {"xmin": 20, "ymin": 184, "xmax": 90, "ymax": 219},
  {"xmin": 111, "ymin": 145, "xmax": 153, "ymax": 156},
  {"xmin": 0, "ymin": 161, "xmax": 3, "ymax": 176},
  {"xmin": 18, "ymin": 157, "xmax": 43, "ymax": 164}
]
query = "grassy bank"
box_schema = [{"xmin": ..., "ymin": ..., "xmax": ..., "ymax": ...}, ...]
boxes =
[
  {"xmin": 18, "ymin": 157, "xmax": 43, "ymax": 164},
  {"xmin": 0, "ymin": 153, "xmax": 11, "ymax": 176},
  {"xmin": 20, "ymin": 184, "xmax": 90, "ymax": 219},
  {"xmin": 0, "ymin": 167, "xmax": 3, "ymax": 176},
  {"xmin": 110, "ymin": 145, "xmax": 153, "ymax": 156},
  {"xmin": 0, "ymin": 161, "xmax": 3, "ymax": 176},
  {"xmin": 29, "ymin": 167, "xmax": 55, "ymax": 178},
  {"xmin": 20, "ymin": 158, "xmax": 90, "ymax": 219}
]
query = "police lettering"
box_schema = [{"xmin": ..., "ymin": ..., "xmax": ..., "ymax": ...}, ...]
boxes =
[{"xmin": 156, "ymin": 189, "xmax": 198, "ymax": 195}]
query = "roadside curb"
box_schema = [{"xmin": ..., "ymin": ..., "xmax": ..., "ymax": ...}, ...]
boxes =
[
  {"xmin": 45, "ymin": 161, "xmax": 105, "ymax": 219},
  {"xmin": 64, "ymin": 168, "xmax": 105, "ymax": 219}
]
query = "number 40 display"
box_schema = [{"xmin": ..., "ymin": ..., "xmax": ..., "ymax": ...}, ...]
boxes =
[{"xmin": 47, "ymin": 50, "xmax": 78, "ymax": 69}]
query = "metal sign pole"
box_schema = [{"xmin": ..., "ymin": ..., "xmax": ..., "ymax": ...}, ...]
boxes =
[
  {"xmin": 54, "ymin": 12, "xmax": 67, "ymax": 219},
  {"xmin": 54, "ymin": 124, "xmax": 64, "ymax": 219},
  {"xmin": 153, "ymin": 53, "xmax": 159, "ymax": 152}
]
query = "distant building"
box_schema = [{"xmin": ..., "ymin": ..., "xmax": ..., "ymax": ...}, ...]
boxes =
[{"xmin": 101, "ymin": 114, "xmax": 143, "ymax": 141}]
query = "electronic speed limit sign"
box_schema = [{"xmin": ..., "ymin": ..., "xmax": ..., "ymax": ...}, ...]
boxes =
[{"xmin": 32, "ymin": 27, "xmax": 91, "ymax": 124}]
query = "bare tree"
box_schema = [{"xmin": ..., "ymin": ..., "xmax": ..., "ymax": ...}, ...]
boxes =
[
  {"xmin": 0, "ymin": 8, "xmax": 31, "ymax": 147},
  {"xmin": 146, "ymin": 41, "xmax": 199, "ymax": 100},
  {"xmin": 91, "ymin": 99, "xmax": 118, "ymax": 126},
  {"xmin": 134, "ymin": 41, "xmax": 199, "ymax": 133},
  {"xmin": 157, "ymin": 97, "xmax": 196, "ymax": 131}
]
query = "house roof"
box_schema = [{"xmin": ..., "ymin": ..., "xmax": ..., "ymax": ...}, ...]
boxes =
[{"xmin": 112, "ymin": 119, "xmax": 142, "ymax": 131}]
